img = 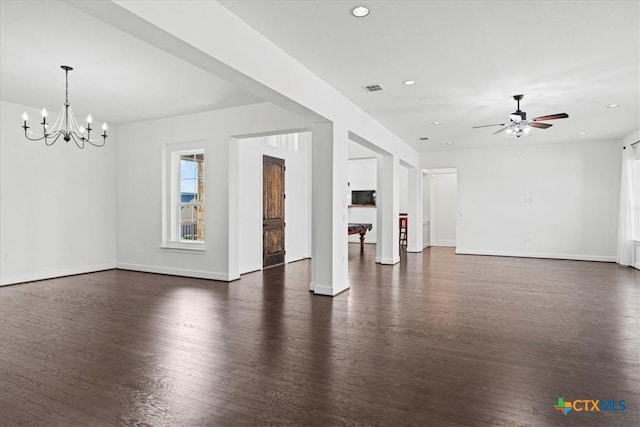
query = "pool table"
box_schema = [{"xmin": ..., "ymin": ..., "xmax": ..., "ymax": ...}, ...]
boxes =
[{"xmin": 348, "ymin": 223, "xmax": 373, "ymax": 248}]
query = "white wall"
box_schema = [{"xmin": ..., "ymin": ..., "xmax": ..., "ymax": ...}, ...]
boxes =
[
  {"xmin": 238, "ymin": 132, "xmax": 311, "ymax": 274},
  {"xmin": 399, "ymin": 165, "xmax": 409, "ymax": 213},
  {"xmin": 0, "ymin": 100, "xmax": 116, "ymax": 285},
  {"xmin": 421, "ymin": 139, "xmax": 621, "ymax": 261},
  {"xmin": 348, "ymin": 158, "xmax": 377, "ymax": 244},
  {"xmin": 115, "ymin": 102, "xmax": 311, "ymax": 281},
  {"xmin": 430, "ymin": 173, "xmax": 457, "ymax": 247}
]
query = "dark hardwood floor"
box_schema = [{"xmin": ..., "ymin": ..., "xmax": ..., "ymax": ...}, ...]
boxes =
[{"xmin": 1, "ymin": 246, "xmax": 638, "ymax": 426}]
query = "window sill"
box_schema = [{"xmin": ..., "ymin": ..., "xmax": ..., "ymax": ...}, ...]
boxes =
[{"xmin": 160, "ymin": 242, "xmax": 206, "ymax": 253}]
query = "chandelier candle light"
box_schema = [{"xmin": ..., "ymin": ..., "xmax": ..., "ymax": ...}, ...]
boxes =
[{"xmin": 21, "ymin": 65, "xmax": 107, "ymax": 148}]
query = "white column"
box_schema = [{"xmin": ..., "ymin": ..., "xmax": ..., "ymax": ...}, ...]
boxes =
[
  {"xmin": 376, "ymin": 156, "xmax": 384, "ymax": 263},
  {"xmin": 228, "ymin": 138, "xmax": 240, "ymax": 280},
  {"xmin": 310, "ymin": 122, "xmax": 349, "ymax": 296},
  {"xmin": 377, "ymin": 154, "xmax": 400, "ymax": 265},
  {"xmin": 406, "ymin": 166, "xmax": 423, "ymax": 252}
]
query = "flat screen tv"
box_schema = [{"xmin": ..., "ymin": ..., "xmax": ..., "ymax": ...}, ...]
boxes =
[{"xmin": 352, "ymin": 190, "xmax": 376, "ymax": 206}]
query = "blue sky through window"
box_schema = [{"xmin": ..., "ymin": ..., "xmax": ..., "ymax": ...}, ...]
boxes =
[{"xmin": 180, "ymin": 158, "xmax": 198, "ymax": 195}]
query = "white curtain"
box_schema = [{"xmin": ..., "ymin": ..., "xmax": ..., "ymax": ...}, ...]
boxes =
[{"xmin": 617, "ymin": 141, "xmax": 640, "ymax": 266}]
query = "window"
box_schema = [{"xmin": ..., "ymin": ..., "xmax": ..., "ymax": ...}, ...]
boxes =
[
  {"xmin": 178, "ymin": 152, "xmax": 205, "ymax": 241},
  {"xmin": 163, "ymin": 144, "xmax": 206, "ymax": 247}
]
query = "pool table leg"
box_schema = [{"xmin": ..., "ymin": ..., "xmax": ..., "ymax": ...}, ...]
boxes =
[{"xmin": 359, "ymin": 232, "xmax": 366, "ymax": 249}]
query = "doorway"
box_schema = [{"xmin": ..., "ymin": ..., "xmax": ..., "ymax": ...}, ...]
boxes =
[
  {"xmin": 427, "ymin": 169, "xmax": 458, "ymax": 247},
  {"xmin": 263, "ymin": 155, "xmax": 286, "ymax": 268}
]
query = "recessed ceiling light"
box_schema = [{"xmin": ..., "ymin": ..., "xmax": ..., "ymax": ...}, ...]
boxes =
[
  {"xmin": 578, "ymin": 132, "xmax": 586, "ymax": 135},
  {"xmin": 403, "ymin": 80, "xmax": 416, "ymax": 86},
  {"xmin": 606, "ymin": 103, "xmax": 620, "ymax": 108},
  {"xmin": 351, "ymin": 6, "xmax": 370, "ymax": 17},
  {"xmin": 433, "ymin": 121, "xmax": 441, "ymax": 125},
  {"xmin": 446, "ymin": 142, "xmax": 454, "ymax": 145}
]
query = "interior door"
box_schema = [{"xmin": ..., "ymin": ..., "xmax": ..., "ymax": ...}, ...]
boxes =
[{"xmin": 263, "ymin": 155, "xmax": 285, "ymax": 268}]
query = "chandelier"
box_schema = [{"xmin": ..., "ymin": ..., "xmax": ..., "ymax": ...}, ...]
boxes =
[{"xmin": 21, "ymin": 65, "xmax": 107, "ymax": 148}]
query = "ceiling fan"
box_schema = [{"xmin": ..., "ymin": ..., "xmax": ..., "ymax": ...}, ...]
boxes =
[{"xmin": 473, "ymin": 94, "xmax": 569, "ymax": 137}]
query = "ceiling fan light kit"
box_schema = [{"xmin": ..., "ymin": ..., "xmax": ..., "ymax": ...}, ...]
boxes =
[
  {"xmin": 21, "ymin": 65, "xmax": 107, "ymax": 149},
  {"xmin": 505, "ymin": 123, "xmax": 531, "ymax": 137},
  {"xmin": 473, "ymin": 94, "xmax": 569, "ymax": 139}
]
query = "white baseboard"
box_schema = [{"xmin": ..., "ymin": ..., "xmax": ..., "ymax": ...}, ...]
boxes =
[
  {"xmin": 0, "ymin": 262, "xmax": 116, "ymax": 286},
  {"xmin": 239, "ymin": 264, "xmax": 263, "ymax": 275},
  {"xmin": 313, "ymin": 281, "xmax": 350, "ymax": 296},
  {"xmin": 431, "ymin": 240, "xmax": 456, "ymax": 247},
  {"xmin": 285, "ymin": 253, "xmax": 311, "ymax": 263},
  {"xmin": 407, "ymin": 246, "xmax": 423, "ymax": 253},
  {"xmin": 240, "ymin": 256, "xmax": 310, "ymax": 275},
  {"xmin": 380, "ymin": 257, "xmax": 400, "ymax": 265},
  {"xmin": 455, "ymin": 248, "xmax": 616, "ymax": 263},
  {"xmin": 422, "ymin": 243, "xmax": 431, "ymax": 249},
  {"xmin": 116, "ymin": 262, "xmax": 239, "ymax": 281}
]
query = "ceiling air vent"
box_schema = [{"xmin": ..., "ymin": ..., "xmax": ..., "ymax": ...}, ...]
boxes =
[
  {"xmin": 363, "ymin": 84, "xmax": 383, "ymax": 92},
  {"xmin": 419, "ymin": 137, "xmax": 429, "ymax": 141}
]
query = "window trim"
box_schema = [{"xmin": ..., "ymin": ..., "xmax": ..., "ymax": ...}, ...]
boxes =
[{"xmin": 162, "ymin": 141, "xmax": 206, "ymax": 250}]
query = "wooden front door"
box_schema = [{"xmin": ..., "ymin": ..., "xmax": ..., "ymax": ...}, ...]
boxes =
[{"xmin": 263, "ymin": 155, "xmax": 285, "ymax": 268}]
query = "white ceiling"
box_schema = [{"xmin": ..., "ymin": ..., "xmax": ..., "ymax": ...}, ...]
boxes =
[
  {"xmin": 1, "ymin": 1, "xmax": 637, "ymax": 153},
  {"xmin": 220, "ymin": 0, "xmax": 639, "ymax": 151},
  {"xmin": 0, "ymin": 1, "xmax": 262, "ymax": 125}
]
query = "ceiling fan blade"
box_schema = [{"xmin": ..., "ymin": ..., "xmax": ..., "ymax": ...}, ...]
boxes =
[
  {"xmin": 493, "ymin": 126, "xmax": 510, "ymax": 135},
  {"xmin": 529, "ymin": 122, "xmax": 553, "ymax": 129},
  {"xmin": 532, "ymin": 113, "xmax": 568, "ymax": 121},
  {"xmin": 472, "ymin": 123, "xmax": 506, "ymax": 129}
]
